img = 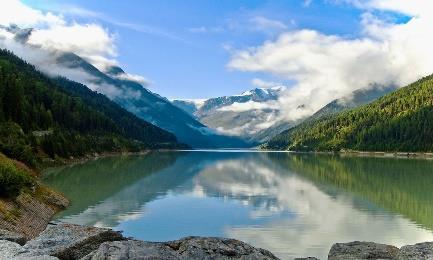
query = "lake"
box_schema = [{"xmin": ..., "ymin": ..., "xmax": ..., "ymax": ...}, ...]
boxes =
[{"xmin": 42, "ymin": 151, "xmax": 433, "ymax": 259}]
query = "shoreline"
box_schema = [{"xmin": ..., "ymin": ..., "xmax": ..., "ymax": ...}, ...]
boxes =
[
  {"xmin": 39, "ymin": 150, "xmax": 153, "ymax": 171},
  {"xmin": 260, "ymin": 148, "xmax": 433, "ymax": 159},
  {"xmin": 39, "ymin": 148, "xmax": 433, "ymax": 178},
  {"xmin": 2, "ymin": 223, "xmax": 433, "ymax": 259}
]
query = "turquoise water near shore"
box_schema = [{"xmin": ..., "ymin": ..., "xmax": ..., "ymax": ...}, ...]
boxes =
[{"xmin": 42, "ymin": 151, "xmax": 433, "ymax": 259}]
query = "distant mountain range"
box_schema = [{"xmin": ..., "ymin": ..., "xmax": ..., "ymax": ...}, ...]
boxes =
[
  {"xmin": 264, "ymin": 75, "xmax": 432, "ymax": 152},
  {"xmin": 172, "ymin": 85, "xmax": 396, "ymax": 145},
  {"xmin": 172, "ymin": 87, "xmax": 285, "ymax": 144},
  {"xmin": 55, "ymin": 53, "xmax": 247, "ymax": 148}
]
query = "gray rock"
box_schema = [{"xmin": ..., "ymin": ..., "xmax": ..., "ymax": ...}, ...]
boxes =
[
  {"xmin": 397, "ymin": 242, "xmax": 433, "ymax": 260},
  {"xmin": 0, "ymin": 240, "xmax": 58, "ymax": 260},
  {"xmin": 82, "ymin": 240, "xmax": 182, "ymax": 260},
  {"xmin": 83, "ymin": 236, "xmax": 279, "ymax": 260},
  {"xmin": 12, "ymin": 256, "xmax": 59, "ymax": 260},
  {"xmin": 0, "ymin": 229, "xmax": 26, "ymax": 245},
  {"xmin": 328, "ymin": 241, "xmax": 399, "ymax": 260},
  {"xmin": 19, "ymin": 224, "xmax": 124, "ymax": 259},
  {"xmin": 294, "ymin": 258, "xmax": 319, "ymax": 260},
  {"xmin": 167, "ymin": 236, "xmax": 279, "ymax": 259},
  {"xmin": 0, "ymin": 240, "xmax": 23, "ymax": 259}
]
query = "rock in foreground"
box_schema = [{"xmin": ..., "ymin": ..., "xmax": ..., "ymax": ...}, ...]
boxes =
[
  {"xmin": 0, "ymin": 224, "xmax": 278, "ymax": 260},
  {"xmin": 83, "ymin": 236, "xmax": 279, "ymax": 260},
  {"xmin": 328, "ymin": 241, "xmax": 399, "ymax": 260},
  {"xmin": 4, "ymin": 223, "xmax": 433, "ymax": 260},
  {"xmin": 19, "ymin": 223, "xmax": 124, "ymax": 259},
  {"xmin": 0, "ymin": 229, "xmax": 26, "ymax": 245},
  {"xmin": 396, "ymin": 242, "xmax": 433, "ymax": 260}
]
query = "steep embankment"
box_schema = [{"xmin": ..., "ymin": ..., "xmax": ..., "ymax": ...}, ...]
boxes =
[
  {"xmin": 0, "ymin": 153, "xmax": 68, "ymax": 239},
  {"xmin": 264, "ymin": 75, "xmax": 433, "ymax": 152}
]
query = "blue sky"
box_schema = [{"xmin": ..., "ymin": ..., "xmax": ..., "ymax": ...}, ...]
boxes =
[{"xmin": 21, "ymin": 0, "xmax": 396, "ymax": 99}]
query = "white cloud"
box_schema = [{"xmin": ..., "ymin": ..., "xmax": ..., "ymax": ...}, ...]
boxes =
[
  {"xmin": 303, "ymin": 0, "xmax": 313, "ymax": 7},
  {"xmin": 343, "ymin": 0, "xmax": 433, "ymax": 16},
  {"xmin": 114, "ymin": 72, "xmax": 152, "ymax": 86},
  {"xmin": 228, "ymin": 0, "xmax": 433, "ymax": 122},
  {"xmin": 0, "ymin": 0, "xmax": 155, "ymax": 100},
  {"xmin": 0, "ymin": 0, "xmax": 64, "ymax": 28},
  {"xmin": 188, "ymin": 26, "xmax": 207, "ymax": 33},
  {"xmin": 188, "ymin": 26, "xmax": 224, "ymax": 34},
  {"xmin": 218, "ymin": 100, "xmax": 278, "ymax": 113},
  {"xmin": 28, "ymin": 23, "xmax": 117, "ymax": 71},
  {"xmin": 251, "ymin": 78, "xmax": 281, "ymax": 88},
  {"xmin": 0, "ymin": 0, "xmax": 117, "ymax": 71},
  {"xmin": 249, "ymin": 16, "xmax": 287, "ymax": 32}
]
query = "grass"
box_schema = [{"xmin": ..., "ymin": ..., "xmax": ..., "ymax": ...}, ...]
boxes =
[{"xmin": 0, "ymin": 153, "xmax": 34, "ymax": 198}]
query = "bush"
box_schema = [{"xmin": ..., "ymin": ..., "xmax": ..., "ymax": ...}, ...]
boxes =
[
  {"xmin": 0, "ymin": 122, "xmax": 36, "ymax": 167},
  {"xmin": 0, "ymin": 155, "xmax": 33, "ymax": 198}
]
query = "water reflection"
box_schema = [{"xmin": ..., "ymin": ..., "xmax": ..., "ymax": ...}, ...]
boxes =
[{"xmin": 43, "ymin": 152, "xmax": 433, "ymax": 259}]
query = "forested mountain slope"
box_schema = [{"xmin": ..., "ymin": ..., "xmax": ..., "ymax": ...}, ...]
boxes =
[
  {"xmin": 56, "ymin": 53, "xmax": 247, "ymax": 148},
  {"xmin": 307, "ymin": 85, "xmax": 396, "ymax": 122},
  {"xmin": 0, "ymin": 49, "xmax": 181, "ymax": 167},
  {"xmin": 264, "ymin": 75, "xmax": 433, "ymax": 152}
]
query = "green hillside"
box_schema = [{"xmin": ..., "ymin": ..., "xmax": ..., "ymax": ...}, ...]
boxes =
[
  {"xmin": 264, "ymin": 75, "xmax": 433, "ymax": 152},
  {"xmin": 0, "ymin": 49, "xmax": 181, "ymax": 167}
]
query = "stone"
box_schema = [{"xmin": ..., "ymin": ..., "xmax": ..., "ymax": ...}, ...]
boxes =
[
  {"xmin": 83, "ymin": 236, "xmax": 280, "ymax": 260},
  {"xmin": 12, "ymin": 256, "xmax": 59, "ymax": 260},
  {"xmin": 328, "ymin": 241, "xmax": 399, "ymax": 260},
  {"xmin": 18, "ymin": 223, "xmax": 124, "ymax": 259},
  {"xmin": 0, "ymin": 240, "xmax": 23, "ymax": 260},
  {"xmin": 0, "ymin": 228, "xmax": 27, "ymax": 245},
  {"xmin": 82, "ymin": 240, "xmax": 181, "ymax": 260},
  {"xmin": 166, "ymin": 236, "xmax": 279, "ymax": 259},
  {"xmin": 294, "ymin": 258, "xmax": 319, "ymax": 260},
  {"xmin": 0, "ymin": 239, "xmax": 58, "ymax": 260},
  {"xmin": 397, "ymin": 242, "xmax": 433, "ymax": 260}
]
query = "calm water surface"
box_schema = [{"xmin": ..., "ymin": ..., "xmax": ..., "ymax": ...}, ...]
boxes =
[{"xmin": 42, "ymin": 151, "xmax": 433, "ymax": 259}]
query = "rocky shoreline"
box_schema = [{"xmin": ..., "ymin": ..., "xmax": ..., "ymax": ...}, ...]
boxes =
[
  {"xmin": 0, "ymin": 223, "xmax": 278, "ymax": 259},
  {"xmin": 0, "ymin": 223, "xmax": 432, "ymax": 259}
]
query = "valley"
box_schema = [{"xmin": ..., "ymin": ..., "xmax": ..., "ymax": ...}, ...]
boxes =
[{"xmin": 1, "ymin": 1, "xmax": 433, "ymax": 259}]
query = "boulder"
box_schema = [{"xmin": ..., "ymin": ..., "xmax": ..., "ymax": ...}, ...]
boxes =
[
  {"xmin": 19, "ymin": 224, "xmax": 124, "ymax": 259},
  {"xmin": 0, "ymin": 228, "xmax": 26, "ymax": 245},
  {"xmin": 166, "ymin": 236, "xmax": 279, "ymax": 259},
  {"xmin": 0, "ymin": 240, "xmax": 58, "ymax": 260},
  {"xmin": 82, "ymin": 240, "xmax": 182, "ymax": 260},
  {"xmin": 397, "ymin": 242, "xmax": 433, "ymax": 260},
  {"xmin": 12, "ymin": 256, "xmax": 58, "ymax": 260},
  {"xmin": 328, "ymin": 241, "xmax": 399, "ymax": 260},
  {"xmin": 83, "ymin": 236, "xmax": 280, "ymax": 260},
  {"xmin": 0, "ymin": 240, "xmax": 23, "ymax": 259}
]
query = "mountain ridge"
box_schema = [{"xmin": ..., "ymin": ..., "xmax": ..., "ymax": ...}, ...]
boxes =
[
  {"xmin": 263, "ymin": 75, "xmax": 433, "ymax": 152},
  {"xmin": 0, "ymin": 49, "xmax": 182, "ymax": 166},
  {"xmin": 1, "ymin": 25, "xmax": 247, "ymax": 148}
]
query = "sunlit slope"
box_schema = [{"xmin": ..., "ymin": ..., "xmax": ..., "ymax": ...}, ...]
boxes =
[{"xmin": 265, "ymin": 75, "xmax": 433, "ymax": 152}]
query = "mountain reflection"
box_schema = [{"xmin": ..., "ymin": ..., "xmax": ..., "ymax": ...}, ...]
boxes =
[{"xmin": 43, "ymin": 151, "xmax": 433, "ymax": 259}]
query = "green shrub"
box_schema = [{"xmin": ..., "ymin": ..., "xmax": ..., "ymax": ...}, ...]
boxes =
[
  {"xmin": 0, "ymin": 122, "xmax": 36, "ymax": 167},
  {"xmin": 0, "ymin": 156, "xmax": 33, "ymax": 198}
]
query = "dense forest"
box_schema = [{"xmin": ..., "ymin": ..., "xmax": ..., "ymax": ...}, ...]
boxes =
[
  {"xmin": 0, "ymin": 49, "xmax": 182, "ymax": 168},
  {"xmin": 264, "ymin": 74, "xmax": 433, "ymax": 152}
]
